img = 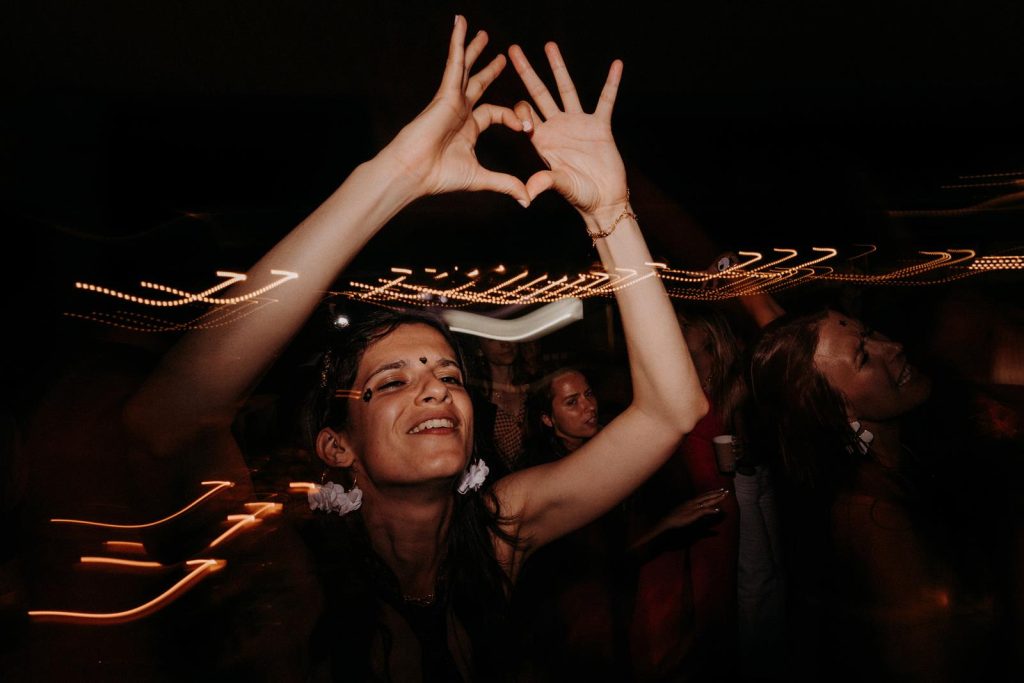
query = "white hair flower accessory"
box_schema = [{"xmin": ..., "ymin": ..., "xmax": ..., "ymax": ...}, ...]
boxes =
[
  {"xmin": 308, "ymin": 481, "xmax": 363, "ymax": 516},
  {"xmin": 457, "ymin": 459, "xmax": 489, "ymax": 495}
]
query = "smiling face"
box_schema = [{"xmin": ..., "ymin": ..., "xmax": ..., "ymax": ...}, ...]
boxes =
[
  {"xmin": 542, "ymin": 370, "xmax": 600, "ymax": 451},
  {"xmin": 338, "ymin": 323, "xmax": 474, "ymax": 489},
  {"xmin": 813, "ymin": 311, "xmax": 931, "ymax": 423}
]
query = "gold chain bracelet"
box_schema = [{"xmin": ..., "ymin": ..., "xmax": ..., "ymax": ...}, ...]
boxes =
[{"xmin": 586, "ymin": 189, "xmax": 637, "ymax": 246}]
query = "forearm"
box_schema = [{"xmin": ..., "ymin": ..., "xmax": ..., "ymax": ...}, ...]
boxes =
[
  {"xmin": 126, "ymin": 154, "xmax": 420, "ymax": 454},
  {"xmin": 737, "ymin": 292, "xmax": 785, "ymax": 328},
  {"xmin": 585, "ymin": 205, "xmax": 707, "ymax": 432}
]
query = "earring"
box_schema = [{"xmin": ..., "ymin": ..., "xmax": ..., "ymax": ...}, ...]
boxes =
[
  {"xmin": 308, "ymin": 472, "xmax": 363, "ymax": 516},
  {"xmin": 849, "ymin": 420, "xmax": 874, "ymax": 455},
  {"xmin": 457, "ymin": 458, "xmax": 489, "ymax": 494}
]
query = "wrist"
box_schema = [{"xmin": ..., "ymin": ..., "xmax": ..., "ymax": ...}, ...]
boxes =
[
  {"xmin": 369, "ymin": 147, "xmax": 430, "ymax": 201},
  {"xmin": 580, "ymin": 189, "xmax": 636, "ymax": 244}
]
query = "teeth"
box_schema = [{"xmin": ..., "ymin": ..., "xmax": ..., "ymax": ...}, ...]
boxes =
[
  {"xmin": 898, "ymin": 366, "xmax": 911, "ymax": 387},
  {"xmin": 409, "ymin": 418, "xmax": 455, "ymax": 434}
]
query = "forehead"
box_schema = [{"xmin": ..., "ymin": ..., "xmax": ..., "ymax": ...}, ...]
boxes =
[
  {"xmin": 357, "ymin": 324, "xmax": 456, "ymax": 375},
  {"xmin": 814, "ymin": 312, "xmax": 864, "ymax": 360},
  {"xmin": 551, "ymin": 371, "xmax": 589, "ymax": 396}
]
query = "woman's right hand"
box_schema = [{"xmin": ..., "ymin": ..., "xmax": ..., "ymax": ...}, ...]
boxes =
[{"xmin": 378, "ymin": 16, "xmax": 530, "ymax": 205}]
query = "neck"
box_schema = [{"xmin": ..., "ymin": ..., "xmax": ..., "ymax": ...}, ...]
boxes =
[
  {"xmin": 560, "ymin": 435, "xmax": 586, "ymax": 453},
  {"xmin": 860, "ymin": 418, "xmax": 902, "ymax": 469},
  {"xmin": 490, "ymin": 364, "xmax": 514, "ymax": 387},
  {"xmin": 359, "ymin": 483, "xmax": 454, "ymax": 600}
]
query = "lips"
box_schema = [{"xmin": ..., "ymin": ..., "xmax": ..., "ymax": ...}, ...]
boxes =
[{"xmin": 408, "ymin": 417, "xmax": 458, "ymax": 434}]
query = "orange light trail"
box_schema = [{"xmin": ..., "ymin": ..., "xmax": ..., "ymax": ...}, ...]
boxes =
[
  {"xmin": 207, "ymin": 516, "xmax": 260, "ymax": 548},
  {"xmin": 50, "ymin": 481, "xmax": 234, "ymax": 529},
  {"xmin": 75, "ymin": 270, "xmax": 298, "ymax": 307},
  {"xmin": 80, "ymin": 557, "xmax": 164, "ymax": 569},
  {"xmin": 28, "ymin": 559, "xmax": 226, "ymax": 624},
  {"xmin": 103, "ymin": 541, "xmax": 147, "ymax": 554}
]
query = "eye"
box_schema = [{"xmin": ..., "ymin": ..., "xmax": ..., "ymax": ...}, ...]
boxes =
[
  {"xmin": 440, "ymin": 374, "xmax": 464, "ymax": 386},
  {"xmin": 567, "ymin": 398, "xmax": 577, "ymax": 407},
  {"xmin": 377, "ymin": 378, "xmax": 407, "ymax": 391}
]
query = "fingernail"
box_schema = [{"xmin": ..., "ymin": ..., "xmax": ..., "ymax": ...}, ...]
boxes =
[
  {"xmin": 454, "ymin": 15, "xmax": 460, "ymax": 26},
  {"xmin": 521, "ymin": 119, "xmax": 532, "ymax": 132},
  {"xmin": 517, "ymin": 198, "xmax": 529, "ymax": 208}
]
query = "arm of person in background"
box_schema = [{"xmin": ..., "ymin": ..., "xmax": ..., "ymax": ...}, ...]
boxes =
[
  {"xmin": 493, "ymin": 42, "xmax": 708, "ymax": 566},
  {"xmin": 711, "ymin": 251, "xmax": 786, "ymax": 328},
  {"xmin": 122, "ymin": 18, "xmax": 530, "ymax": 495},
  {"xmin": 628, "ymin": 488, "xmax": 730, "ymax": 550}
]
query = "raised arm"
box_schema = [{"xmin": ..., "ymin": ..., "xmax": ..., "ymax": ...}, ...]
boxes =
[
  {"xmin": 124, "ymin": 18, "xmax": 528, "ymax": 462},
  {"xmin": 494, "ymin": 43, "xmax": 708, "ymax": 554}
]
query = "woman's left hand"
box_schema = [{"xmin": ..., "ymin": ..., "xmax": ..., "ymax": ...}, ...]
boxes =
[{"xmin": 508, "ymin": 42, "xmax": 628, "ymax": 216}]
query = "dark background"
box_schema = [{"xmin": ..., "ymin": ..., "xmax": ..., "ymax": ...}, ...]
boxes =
[{"xmin": 3, "ymin": 0, "xmax": 1023, "ymax": 392}]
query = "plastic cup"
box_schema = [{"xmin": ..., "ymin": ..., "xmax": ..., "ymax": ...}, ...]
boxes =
[{"xmin": 712, "ymin": 434, "xmax": 737, "ymax": 474}]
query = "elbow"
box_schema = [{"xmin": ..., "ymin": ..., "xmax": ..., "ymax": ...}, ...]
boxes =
[{"xmin": 675, "ymin": 392, "xmax": 710, "ymax": 436}]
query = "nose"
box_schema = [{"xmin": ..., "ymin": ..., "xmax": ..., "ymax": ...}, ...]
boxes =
[
  {"xmin": 868, "ymin": 336, "xmax": 903, "ymax": 358},
  {"xmin": 416, "ymin": 373, "xmax": 451, "ymax": 404}
]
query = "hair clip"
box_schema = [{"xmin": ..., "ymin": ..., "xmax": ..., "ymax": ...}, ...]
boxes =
[{"xmin": 320, "ymin": 350, "xmax": 334, "ymax": 388}]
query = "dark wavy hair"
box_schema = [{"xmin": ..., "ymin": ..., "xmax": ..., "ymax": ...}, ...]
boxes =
[
  {"xmin": 679, "ymin": 304, "xmax": 748, "ymax": 432},
  {"xmin": 300, "ymin": 304, "xmax": 518, "ymax": 679},
  {"xmin": 749, "ymin": 310, "xmax": 862, "ymax": 497}
]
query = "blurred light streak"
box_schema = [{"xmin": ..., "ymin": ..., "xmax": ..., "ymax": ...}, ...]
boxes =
[
  {"xmin": 50, "ymin": 481, "xmax": 234, "ymax": 529},
  {"xmin": 64, "ymin": 299, "xmax": 270, "ymax": 333},
  {"xmin": 76, "ymin": 270, "xmax": 298, "ymax": 307},
  {"xmin": 28, "ymin": 559, "xmax": 226, "ymax": 624},
  {"xmin": 103, "ymin": 541, "xmax": 147, "ymax": 555},
  {"xmin": 441, "ymin": 298, "xmax": 584, "ymax": 342},
  {"xmin": 352, "ymin": 276, "xmax": 406, "ymax": 300},
  {"xmin": 80, "ymin": 557, "xmax": 164, "ymax": 569},
  {"xmin": 959, "ymin": 170, "xmax": 1024, "ymax": 179},
  {"xmin": 848, "ymin": 244, "xmax": 878, "ymax": 261},
  {"xmin": 519, "ymin": 275, "xmax": 568, "ymax": 302},
  {"xmin": 941, "ymin": 180, "xmax": 1024, "ymax": 189},
  {"xmin": 479, "ymin": 270, "xmax": 530, "ymax": 296},
  {"xmin": 207, "ymin": 515, "xmax": 260, "ymax": 548},
  {"xmin": 970, "ymin": 255, "xmax": 1024, "ymax": 270}
]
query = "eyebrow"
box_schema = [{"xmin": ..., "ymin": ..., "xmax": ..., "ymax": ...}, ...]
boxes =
[
  {"xmin": 364, "ymin": 360, "xmax": 406, "ymax": 385},
  {"xmin": 363, "ymin": 357, "xmax": 461, "ymax": 385}
]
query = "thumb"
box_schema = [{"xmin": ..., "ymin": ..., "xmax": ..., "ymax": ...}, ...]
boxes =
[
  {"xmin": 525, "ymin": 170, "xmax": 558, "ymax": 201},
  {"xmin": 475, "ymin": 169, "xmax": 530, "ymax": 207}
]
